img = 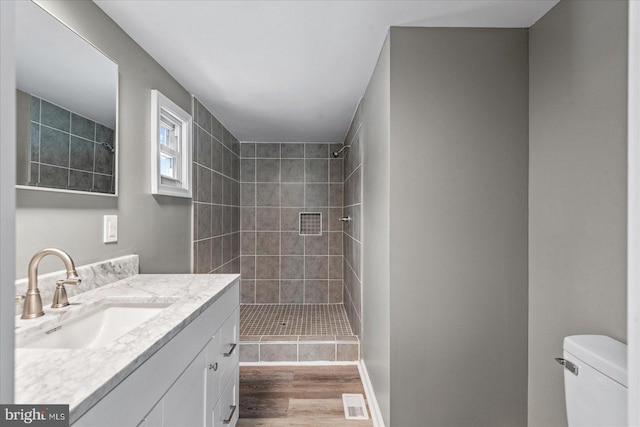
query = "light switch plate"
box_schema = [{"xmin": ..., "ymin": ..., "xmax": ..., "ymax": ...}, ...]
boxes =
[{"xmin": 103, "ymin": 215, "xmax": 118, "ymax": 243}]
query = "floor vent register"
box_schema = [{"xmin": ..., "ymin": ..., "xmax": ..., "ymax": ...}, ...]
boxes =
[{"xmin": 342, "ymin": 393, "xmax": 369, "ymax": 420}]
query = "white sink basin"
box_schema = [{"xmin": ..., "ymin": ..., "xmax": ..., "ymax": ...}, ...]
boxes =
[{"xmin": 17, "ymin": 302, "xmax": 171, "ymax": 349}]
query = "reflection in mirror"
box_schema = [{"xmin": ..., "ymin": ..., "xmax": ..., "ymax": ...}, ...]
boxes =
[{"xmin": 15, "ymin": 1, "xmax": 118, "ymax": 195}]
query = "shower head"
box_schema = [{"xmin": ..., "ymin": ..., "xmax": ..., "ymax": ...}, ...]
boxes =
[{"xmin": 332, "ymin": 145, "xmax": 351, "ymax": 158}]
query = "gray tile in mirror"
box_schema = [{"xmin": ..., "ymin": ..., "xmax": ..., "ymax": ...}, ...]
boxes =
[{"xmin": 15, "ymin": 1, "xmax": 118, "ymax": 195}]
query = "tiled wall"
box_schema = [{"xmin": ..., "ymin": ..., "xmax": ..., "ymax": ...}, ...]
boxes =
[
  {"xmin": 27, "ymin": 95, "xmax": 115, "ymax": 193},
  {"xmin": 342, "ymin": 104, "xmax": 363, "ymax": 338},
  {"xmin": 192, "ymin": 98, "xmax": 240, "ymax": 274},
  {"xmin": 240, "ymin": 142, "xmax": 344, "ymax": 304}
]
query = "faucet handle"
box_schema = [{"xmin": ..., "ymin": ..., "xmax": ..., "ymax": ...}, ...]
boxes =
[{"xmin": 51, "ymin": 278, "xmax": 80, "ymax": 309}]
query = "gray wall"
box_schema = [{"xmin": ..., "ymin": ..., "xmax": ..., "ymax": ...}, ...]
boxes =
[
  {"xmin": 1, "ymin": 0, "xmax": 16, "ymax": 402},
  {"xmin": 15, "ymin": 0, "xmax": 193, "ymax": 277},
  {"xmin": 388, "ymin": 27, "xmax": 529, "ymax": 426},
  {"xmin": 239, "ymin": 142, "xmax": 344, "ymax": 304},
  {"xmin": 361, "ymin": 35, "xmax": 391, "ymax": 426},
  {"xmin": 192, "ymin": 98, "xmax": 240, "ymax": 276},
  {"xmin": 528, "ymin": 1, "xmax": 628, "ymax": 425}
]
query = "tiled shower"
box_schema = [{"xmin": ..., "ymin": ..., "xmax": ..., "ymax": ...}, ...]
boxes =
[
  {"xmin": 191, "ymin": 99, "xmax": 364, "ymax": 362},
  {"xmin": 238, "ymin": 142, "xmax": 344, "ymax": 304}
]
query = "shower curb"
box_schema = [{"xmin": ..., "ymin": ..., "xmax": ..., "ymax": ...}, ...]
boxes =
[{"xmin": 239, "ymin": 335, "xmax": 360, "ymax": 363}]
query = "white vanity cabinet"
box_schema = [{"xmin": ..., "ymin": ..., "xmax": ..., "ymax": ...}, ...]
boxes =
[{"xmin": 72, "ymin": 280, "xmax": 239, "ymax": 427}]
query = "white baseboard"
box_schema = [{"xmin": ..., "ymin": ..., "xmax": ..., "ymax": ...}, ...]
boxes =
[
  {"xmin": 240, "ymin": 361, "xmax": 358, "ymax": 367},
  {"xmin": 358, "ymin": 360, "xmax": 385, "ymax": 427}
]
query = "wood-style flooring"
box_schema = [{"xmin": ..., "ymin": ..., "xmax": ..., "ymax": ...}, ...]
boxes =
[{"xmin": 237, "ymin": 365, "xmax": 373, "ymax": 427}]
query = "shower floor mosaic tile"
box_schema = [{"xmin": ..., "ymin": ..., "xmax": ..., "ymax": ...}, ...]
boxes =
[
  {"xmin": 239, "ymin": 304, "xmax": 359, "ymax": 362},
  {"xmin": 240, "ymin": 303, "xmax": 353, "ymax": 336}
]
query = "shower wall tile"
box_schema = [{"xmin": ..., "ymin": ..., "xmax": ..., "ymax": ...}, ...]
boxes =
[
  {"xmin": 329, "ymin": 184, "xmax": 343, "ymax": 207},
  {"xmin": 304, "ymin": 183, "xmax": 328, "ymax": 207},
  {"xmin": 281, "ymin": 209, "xmax": 300, "ymax": 231},
  {"xmin": 41, "ymin": 99, "xmax": 70, "ymax": 132},
  {"xmin": 241, "ymin": 142, "xmax": 256, "ymax": 158},
  {"xmin": 69, "ymin": 114, "xmax": 94, "ymax": 140},
  {"xmin": 241, "ymin": 256, "xmax": 256, "ymax": 279},
  {"xmin": 256, "ymin": 208, "xmax": 280, "ymax": 230},
  {"xmin": 280, "ymin": 280, "xmax": 304, "ymax": 303},
  {"xmin": 39, "ymin": 164, "xmax": 68, "ymax": 189},
  {"xmin": 305, "ymin": 280, "xmax": 328, "ymax": 303},
  {"xmin": 241, "ymin": 183, "xmax": 256, "ymax": 206},
  {"xmin": 211, "ymin": 116, "xmax": 223, "ymax": 144},
  {"xmin": 256, "ymin": 280, "xmax": 280, "ymax": 303},
  {"xmin": 328, "ymin": 208, "xmax": 344, "ymax": 232},
  {"xmin": 281, "ymin": 232, "xmax": 304, "ymax": 255},
  {"xmin": 329, "ymin": 280, "xmax": 343, "ymax": 303},
  {"xmin": 69, "ymin": 136, "xmax": 94, "ymax": 172},
  {"xmin": 256, "ymin": 159, "xmax": 281, "ymax": 182},
  {"xmin": 305, "ymin": 159, "xmax": 328, "ymax": 182},
  {"xmin": 281, "ymin": 183, "xmax": 304, "ymax": 207},
  {"xmin": 281, "ymin": 143, "xmax": 304, "ymax": 158},
  {"xmin": 209, "ymin": 139, "xmax": 221, "ymax": 174},
  {"xmin": 305, "ymin": 143, "xmax": 328, "ymax": 158},
  {"xmin": 240, "ymin": 280, "xmax": 256, "ymax": 304},
  {"xmin": 305, "ymin": 256, "xmax": 328, "ymax": 280},
  {"xmin": 256, "ymin": 183, "xmax": 280, "ymax": 207},
  {"xmin": 69, "ymin": 170, "xmax": 92, "ymax": 192},
  {"xmin": 305, "ymin": 234, "xmax": 328, "ymax": 255},
  {"xmin": 256, "ymin": 232, "xmax": 280, "ymax": 255},
  {"xmin": 241, "ymin": 232, "xmax": 256, "ymax": 255},
  {"xmin": 329, "ymin": 232, "xmax": 343, "ymax": 255},
  {"xmin": 281, "ymin": 256, "xmax": 304, "ymax": 279},
  {"xmin": 329, "ymin": 159, "xmax": 343, "ymax": 183},
  {"xmin": 256, "ymin": 143, "xmax": 280, "ymax": 158},
  {"xmin": 241, "ymin": 207, "xmax": 256, "ymax": 231},
  {"xmin": 192, "ymin": 98, "xmax": 240, "ymax": 275},
  {"xmin": 256, "ymin": 256, "xmax": 280, "ymax": 279},
  {"xmin": 240, "ymin": 142, "xmax": 342, "ymax": 304},
  {"xmin": 281, "ymin": 159, "xmax": 304, "ymax": 182}
]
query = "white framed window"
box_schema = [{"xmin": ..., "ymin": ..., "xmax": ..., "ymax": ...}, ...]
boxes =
[{"xmin": 151, "ymin": 89, "xmax": 192, "ymax": 197}]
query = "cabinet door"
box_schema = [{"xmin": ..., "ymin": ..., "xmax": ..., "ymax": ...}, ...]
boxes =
[
  {"xmin": 213, "ymin": 367, "xmax": 239, "ymax": 427},
  {"xmin": 162, "ymin": 348, "xmax": 206, "ymax": 427},
  {"xmin": 205, "ymin": 334, "xmax": 221, "ymax": 427}
]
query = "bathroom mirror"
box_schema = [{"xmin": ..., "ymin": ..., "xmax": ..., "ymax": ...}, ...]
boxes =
[{"xmin": 15, "ymin": 1, "xmax": 118, "ymax": 195}]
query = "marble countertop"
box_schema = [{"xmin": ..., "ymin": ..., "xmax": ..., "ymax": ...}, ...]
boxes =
[{"xmin": 14, "ymin": 273, "xmax": 240, "ymax": 424}]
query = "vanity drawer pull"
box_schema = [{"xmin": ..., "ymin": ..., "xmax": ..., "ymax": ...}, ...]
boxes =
[
  {"xmin": 209, "ymin": 363, "xmax": 218, "ymax": 371},
  {"xmin": 223, "ymin": 343, "xmax": 237, "ymax": 357},
  {"xmin": 223, "ymin": 405, "xmax": 236, "ymax": 424}
]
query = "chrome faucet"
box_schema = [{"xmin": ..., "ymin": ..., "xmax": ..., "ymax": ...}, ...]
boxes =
[{"xmin": 21, "ymin": 248, "xmax": 82, "ymax": 319}]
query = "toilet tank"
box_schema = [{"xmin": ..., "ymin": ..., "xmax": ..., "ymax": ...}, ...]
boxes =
[{"xmin": 562, "ymin": 335, "xmax": 627, "ymax": 427}]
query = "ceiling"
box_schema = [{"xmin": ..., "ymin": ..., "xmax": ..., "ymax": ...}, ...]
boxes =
[{"xmin": 94, "ymin": 1, "xmax": 558, "ymax": 143}]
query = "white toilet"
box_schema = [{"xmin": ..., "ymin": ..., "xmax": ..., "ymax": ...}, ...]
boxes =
[{"xmin": 559, "ymin": 335, "xmax": 627, "ymax": 427}]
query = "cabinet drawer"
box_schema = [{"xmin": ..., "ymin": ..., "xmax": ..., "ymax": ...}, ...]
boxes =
[
  {"xmin": 218, "ymin": 307, "xmax": 239, "ymax": 394},
  {"xmin": 213, "ymin": 367, "xmax": 239, "ymax": 427}
]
